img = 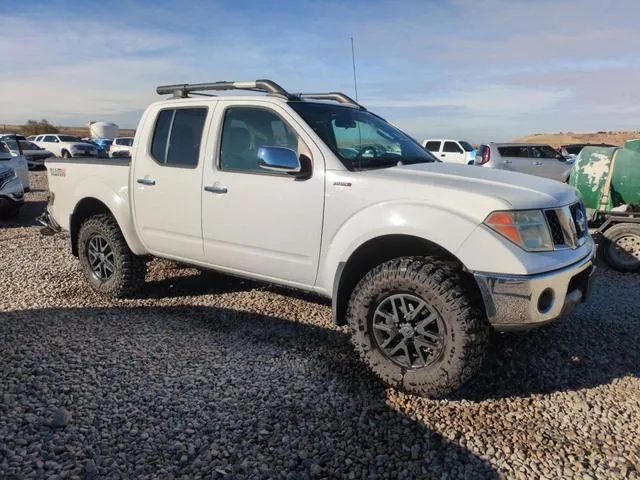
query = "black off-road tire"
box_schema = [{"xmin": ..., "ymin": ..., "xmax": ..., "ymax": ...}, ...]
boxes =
[
  {"xmin": 600, "ymin": 223, "xmax": 640, "ymax": 273},
  {"xmin": 61, "ymin": 150, "xmax": 71, "ymax": 159},
  {"xmin": 78, "ymin": 214, "xmax": 146, "ymax": 297},
  {"xmin": 346, "ymin": 256, "xmax": 489, "ymax": 398}
]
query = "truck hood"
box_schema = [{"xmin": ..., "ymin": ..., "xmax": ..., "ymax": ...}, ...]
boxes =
[{"xmin": 359, "ymin": 162, "xmax": 580, "ymax": 217}]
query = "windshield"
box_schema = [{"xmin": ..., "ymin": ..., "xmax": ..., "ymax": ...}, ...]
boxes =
[
  {"xmin": 58, "ymin": 135, "xmax": 82, "ymax": 142},
  {"xmin": 288, "ymin": 102, "xmax": 439, "ymax": 170},
  {"xmin": 459, "ymin": 141, "xmax": 474, "ymax": 152}
]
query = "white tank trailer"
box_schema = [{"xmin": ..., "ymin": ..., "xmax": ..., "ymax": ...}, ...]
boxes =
[{"xmin": 88, "ymin": 121, "xmax": 119, "ymax": 140}]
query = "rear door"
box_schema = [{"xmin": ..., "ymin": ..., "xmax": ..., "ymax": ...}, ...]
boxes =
[
  {"xmin": 496, "ymin": 146, "xmax": 529, "ymax": 173},
  {"xmin": 441, "ymin": 141, "xmax": 466, "ymax": 163},
  {"xmin": 132, "ymin": 103, "xmax": 212, "ymax": 260}
]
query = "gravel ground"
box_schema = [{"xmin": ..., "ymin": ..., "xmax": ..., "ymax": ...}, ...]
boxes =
[{"xmin": 1, "ymin": 170, "xmax": 639, "ymax": 479}]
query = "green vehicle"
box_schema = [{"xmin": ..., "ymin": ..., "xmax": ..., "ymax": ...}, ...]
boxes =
[{"xmin": 569, "ymin": 140, "xmax": 640, "ymax": 272}]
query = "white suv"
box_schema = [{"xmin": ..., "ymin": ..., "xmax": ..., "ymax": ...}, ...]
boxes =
[
  {"xmin": 422, "ymin": 139, "xmax": 476, "ymax": 164},
  {"xmin": 109, "ymin": 137, "xmax": 134, "ymax": 158},
  {"xmin": 33, "ymin": 134, "xmax": 97, "ymax": 158}
]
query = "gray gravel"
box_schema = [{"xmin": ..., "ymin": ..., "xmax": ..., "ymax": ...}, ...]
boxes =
[{"xmin": 1, "ymin": 170, "xmax": 639, "ymax": 479}]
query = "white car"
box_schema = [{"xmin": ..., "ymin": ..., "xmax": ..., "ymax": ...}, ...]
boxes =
[
  {"xmin": 0, "ymin": 135, "xmax": 55, "ymax": 170},
  {"xmin": 422, "ymin": 139, "xmax": 476, "ymax": 164},
  {"xmin": 0, "ymin": 139, "xmax": 30, "ymax": 191},
  {"xmin": 33, "ymin": 134, "xmax": 97, "ymax": 158},
  {"xmin": 41, "ymin": 79, "xmax": 595, "ymax": 398},
  {"xmin": 109, "ymin": 137, "xmax": 134, "ymax": 158},
  {"xmin": 0, "ymin": 164, "xmax": 24, "ymax": 218}
]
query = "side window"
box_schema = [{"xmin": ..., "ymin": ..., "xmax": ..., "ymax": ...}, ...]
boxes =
[
  {"xmin": 425, "ymin": 141, "xmax": 441, "ymax": 152},
  {"xmin": 150, "ymin": 108, "xmax": 207, "ymax": 168},
  {"xmin": 498, "ymin": 146, "xmax": 528, "ymax": 157},
  {"xmin": 443, "ymin": 141, "xmax": 463, "ymax": 153},
  {"xmin": 220, "ymin": 107, "xmax": 301, "ymax": 173},
  {"xmin": 43, "ymin": 135, "xmax": 55, "ymax": 142}
]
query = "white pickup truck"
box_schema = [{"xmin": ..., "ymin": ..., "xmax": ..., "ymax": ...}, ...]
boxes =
[{"xmin": 40, "ymin": 80, "xmax": 596, "ymax": 397}]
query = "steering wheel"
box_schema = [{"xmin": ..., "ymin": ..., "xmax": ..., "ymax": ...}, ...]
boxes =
[{"xmin": 354, "ymin": 145, "xmax": 378, "ymax": 160}]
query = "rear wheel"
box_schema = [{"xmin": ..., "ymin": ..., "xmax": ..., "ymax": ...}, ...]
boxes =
[
  {"xmin": 78, "ymin": 214, "xmax": 146, "ymax": 297},
  {"xmin": 346, "ymin": 256, "xmax": 489, "ymax": 398},
  {"xmin": 600, "ymin": 223, "xmax": 640, "ymax": 272},
  {"xmin": 61, "ymin": 150, "xmax": 71, "ymax": 159},
  {"xmin": 0, "ymin": 203, "xmax": 21, "ymax": 219}
]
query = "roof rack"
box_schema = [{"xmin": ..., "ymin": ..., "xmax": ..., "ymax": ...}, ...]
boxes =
[
  {"xmin": 156, "ymin": 79, "xmax": 290, "ymax": 98},
  {"xmin": 293, "ymin": 92, "xmax": 365, "ymax": 110},
  {"xmin": 156, "ymin": 79, "xmax": 365, "ymax": 109}
]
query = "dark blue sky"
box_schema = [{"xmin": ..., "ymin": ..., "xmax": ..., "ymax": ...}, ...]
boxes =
[{"xmin": 3, "ymin": 0, "xmax": 640, "ymax": 142}]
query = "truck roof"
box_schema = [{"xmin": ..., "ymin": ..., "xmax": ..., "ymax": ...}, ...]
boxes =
[{"xmin": 155, "ymin": 79, "xmax": 366, "ymax": 110}]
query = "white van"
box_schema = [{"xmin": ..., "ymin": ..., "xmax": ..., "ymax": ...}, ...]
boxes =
[{"xmin": 422, "ymin": 139, "xmax": 476, "ymax": 164}]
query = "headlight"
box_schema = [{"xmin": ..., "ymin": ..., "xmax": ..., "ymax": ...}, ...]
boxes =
[{"xmin": 484, "ymin": 210, "xmax": 553, "ymax": 251}]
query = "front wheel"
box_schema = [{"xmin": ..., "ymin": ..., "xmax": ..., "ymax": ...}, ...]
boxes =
[
  {"xmin": 61, "ymin": 150, "xmax": 71, "ymax": 159},
  {"xmin": 78, "ymin": 214, "xmax": 146, "ymax": 297},
  {"xmin": 600, "ymin": 223, "xmax": 640, "ymax": 272},
  {"xmin": 347, "ymin": 256, "xmax": 489, "ymax": 398}
]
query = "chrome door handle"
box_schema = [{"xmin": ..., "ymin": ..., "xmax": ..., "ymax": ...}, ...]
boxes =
[
  {"xmin": 137, "ymin": 178, "xmax": 156, "ymax": 186},
  {"xmin": 534, "ymin": 161, "xmax": 543, "ymax": 166},
  {"xmin": 204, "ymin": 185, "xmax": 228, "ymax": 194}
]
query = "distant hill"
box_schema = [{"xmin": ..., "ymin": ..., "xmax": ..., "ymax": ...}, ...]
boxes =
[
  {"xmin": 514, "ymin": 131, "xmax": 640, "ymax": 148},
  {"xmin": 0, "ymin": 123, "xmax": 136, "ymax": 138}
]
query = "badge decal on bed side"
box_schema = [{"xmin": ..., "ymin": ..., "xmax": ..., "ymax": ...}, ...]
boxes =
[{"xmin": 50, "ymin": 168, "xmax": 66, "ymax": 177}]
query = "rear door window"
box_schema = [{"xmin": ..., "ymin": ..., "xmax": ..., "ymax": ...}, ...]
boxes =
[
  {"xmin": 150, "ymin": 107, "xmax": 208, "ymax": 168},
  {"xmin": 424, "ymin": 141, "xmax": 441, "ymax": 152},
  {"xmin": 43, "ymin": 135, "xmax": 57, "ymax": 143},
  {"xmin": 459, "ymin": 141, "xmax": 474, "ymax": 152},
  {"xmin": 498, "ymin": 146, "xmax": 529, "ymax": 157}
]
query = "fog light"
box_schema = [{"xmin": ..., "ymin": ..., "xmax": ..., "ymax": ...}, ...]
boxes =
[{"xmin": 538, "ymin": 288, "xmax": 554, "ymax": 313}]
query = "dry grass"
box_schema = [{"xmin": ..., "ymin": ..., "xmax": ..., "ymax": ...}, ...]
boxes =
[
  {"xmin": 513, "ymin": 130, "xmax": 640, "ymax": 148},
  {"xmin": 0, "ymin": 123, "xmax": 136, "ymax": 138}
]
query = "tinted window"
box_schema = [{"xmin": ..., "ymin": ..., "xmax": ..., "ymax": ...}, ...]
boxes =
[
  {"xmin": 58, "ymin": 135, "xmax": 81, "ymax": 142},
  {"xmin": 220, "ymin": 107, "xmax": 300, "ymax": 173},
  {"xmin": 498, "ymin": 146, "xmax": 529, "ymax": 157},
  {"xmin": 150, "ymin": 108, "xmax": 207, "ymax": 167},
  {"xmin": 530, "ymin": 145, "xmax": 563, "ymax": 160},
  {"xmin": 425, "ymin": 141, "xmax": 441, "ymax": 152},
  {"xmin": 459, "ymin": 141, "xmax": 474, "ymax": 152},
  {"xmin": 565, "ymin": 146, "xmax": 583, "ymax": 155},
  {"xmin": 43, "ymin": 135, "xmax": 56, "ymax": 142},
  {"xmin": 443, "ymin": 141, "xmax": 463, "ymax": 153}
]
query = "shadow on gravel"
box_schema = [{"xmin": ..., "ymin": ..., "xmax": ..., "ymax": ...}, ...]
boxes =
[
  {"xmin": 0, "ymin": 306, "xmax": 499, "ymax": 479},
  {"xmin": 0, "ymin": 198, "xmax": 47, "ymax": 229},
  {"xmin": 139, "ymin": 265, "xmax": 637, "ymax": 403},
  {"xmin": 141, "ymin": 269, "xmax": 332, "ymax": 307},
  {"xmin": 454, "ymin": 270, "xmax": 640, "ymax": 401}
]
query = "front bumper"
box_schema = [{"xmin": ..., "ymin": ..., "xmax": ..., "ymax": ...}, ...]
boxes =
[{"xmin": 473, "ymin": 249, "xmax": 596, "ymax": 331}]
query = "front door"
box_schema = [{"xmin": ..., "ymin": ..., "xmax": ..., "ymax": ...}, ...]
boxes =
[
  {"xmin": 441, "ymin": 141, "xmax": 465, "ymax": 163},
  {"xmin": 132, "ymin": 105, "xmax": 211, "ymax": 260},
  {"xmin": 201, "ymin": 102, "xmax": 325, "ymax": 287}
]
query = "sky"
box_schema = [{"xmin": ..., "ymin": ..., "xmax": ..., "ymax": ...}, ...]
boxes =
[{"xmin": 2, "ymin": 0, "xmax": 639, "ymax": 142}]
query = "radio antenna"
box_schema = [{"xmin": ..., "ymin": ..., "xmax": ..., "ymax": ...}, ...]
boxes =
[{"xmin": 350, "ymin": 36, "xmax": 359, "ymax": 102}]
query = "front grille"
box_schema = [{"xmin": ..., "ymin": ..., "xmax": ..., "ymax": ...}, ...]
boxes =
[
  {"xmin": 545, "ymin": 210, "xmax": 565, "ymax": 245},
  {"xmin": 570, "ymin": 202, "xmax": 587, "ymax": 239},
  {"xmin": 543, "ymin": 201, "xmax": 586, "ymax": 249}
]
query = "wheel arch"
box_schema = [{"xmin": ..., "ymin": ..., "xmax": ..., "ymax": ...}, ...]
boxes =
[
  {"xmin": 331, "ymin": 234, "xmax": 480, "ymax": 326},
  {"xmin": 70, "ymin": 197, "xmax": 146, "ymax": 257}
]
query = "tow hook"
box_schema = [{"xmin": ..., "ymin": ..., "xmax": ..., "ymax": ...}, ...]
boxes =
[{"xmin": 37, "ymin": 211, "xmax": 61, "ymax": 236}]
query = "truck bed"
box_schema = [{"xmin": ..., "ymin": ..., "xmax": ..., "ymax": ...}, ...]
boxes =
[{"xmin": 45, "ymin": 157, "xmax": 132, "ymax": 233}]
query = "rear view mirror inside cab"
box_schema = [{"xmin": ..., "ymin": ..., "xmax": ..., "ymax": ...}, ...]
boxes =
[{"xmin": 334, "ymin": 118, "xmax": 357, "ymax": 129}]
